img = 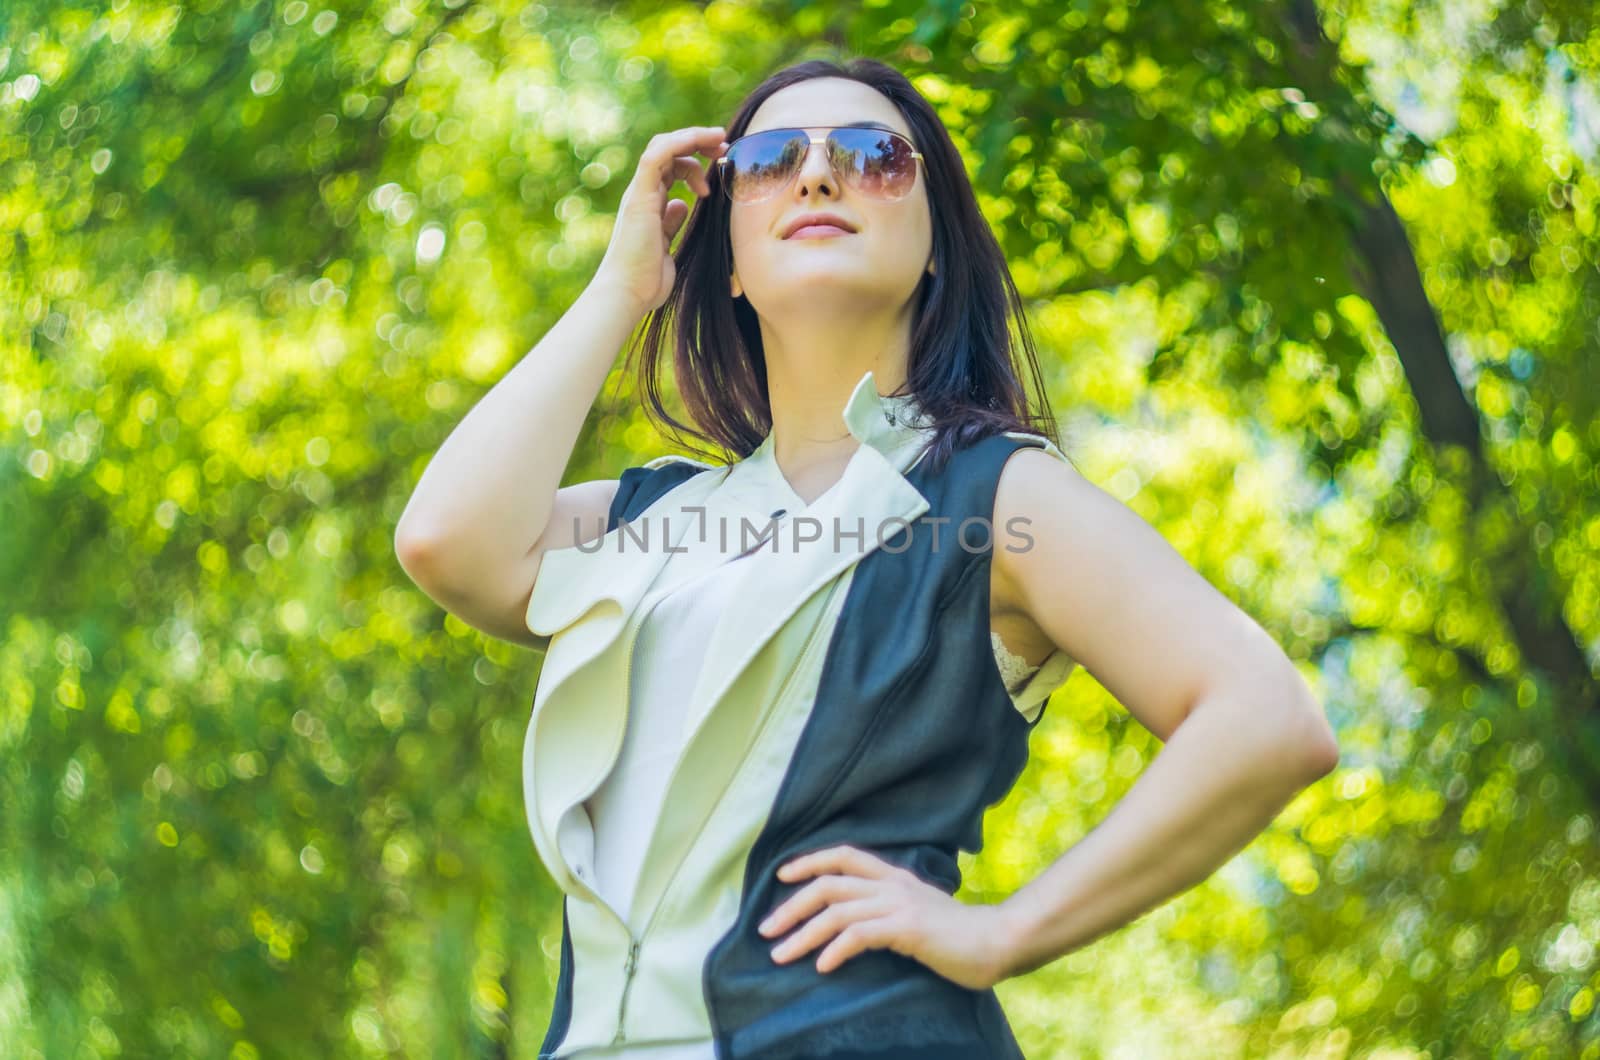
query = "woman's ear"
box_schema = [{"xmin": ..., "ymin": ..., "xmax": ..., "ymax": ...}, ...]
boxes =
[{"xmin": 731, "ymin": 268, "xmax": 743, "ymax": 298}]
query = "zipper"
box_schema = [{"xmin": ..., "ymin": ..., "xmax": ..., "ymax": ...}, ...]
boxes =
[
  {"xmin": 606, "ymin": 589, "xmax": 653, "ymax": 1046},
  {"xmin": 552, "ymin": 591, "xmax": 654, "ymax": 1049},
  {"xmin": 610, "ymin": 938, "xmax": 640, "ymax": 1044},
  {"xmin": 568, "ymin": 566, "xmax": 844, "ymax": 1051}
]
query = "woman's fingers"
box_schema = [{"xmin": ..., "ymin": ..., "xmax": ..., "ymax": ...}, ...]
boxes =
[
  {"xmin": 595, "ymin": 125, "xmax": 727, "ymax": 314},
  {"xmin": 637, "ymin": 126, "xmax": 725, "ymax": 191},
  {"xmin": 661, "ymin": 197, "xmax": 689, "ymax": 240},
  {"xmin": 662, "ymin": 155, "xmax": 713, "ymax": 198}
]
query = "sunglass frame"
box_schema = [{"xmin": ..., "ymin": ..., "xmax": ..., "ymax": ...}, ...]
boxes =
[{"xmin": 713, "ymin": 127, "xmax": 926, "ymax": 203}]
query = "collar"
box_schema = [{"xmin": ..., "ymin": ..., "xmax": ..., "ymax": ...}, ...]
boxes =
[{"xmin": 741, "ymin": 369, "xmax": 935, "ymax": 509}]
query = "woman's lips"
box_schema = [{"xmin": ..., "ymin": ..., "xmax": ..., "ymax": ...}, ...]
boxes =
[{"xmin": 787, "ymin": 224, "xmax": 853, "ymax": 239}]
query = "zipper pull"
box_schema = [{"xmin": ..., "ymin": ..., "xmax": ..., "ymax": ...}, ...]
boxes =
[{"xmin": 612, "ymin": 939, "xmax": 642, "ymax": 1046}]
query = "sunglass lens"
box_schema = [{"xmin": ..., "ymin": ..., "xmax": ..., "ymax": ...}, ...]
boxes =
[
  {"xmin": 829, "ymin": 128, "xmax": 918, "ymax": 200},
  {"xmin": 723, "ymin": 129, "xmax": 808, "ymax": 202}
]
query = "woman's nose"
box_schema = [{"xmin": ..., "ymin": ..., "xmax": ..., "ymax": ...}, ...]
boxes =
[{"xmin": 792, "ymin": 138, "xmax": 837, "ymax": 192}]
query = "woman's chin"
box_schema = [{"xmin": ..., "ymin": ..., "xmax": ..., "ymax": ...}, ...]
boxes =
[
  {"xmin": 748, "ymin": 262, "xmax": 914, "ymax": 296},
  {"xmin": 748, "ymin": 281, "xmax": 903, "ymax": 315}
]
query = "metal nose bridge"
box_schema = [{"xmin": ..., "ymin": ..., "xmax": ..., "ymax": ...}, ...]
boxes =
[{"xmin": 786, "ymin": 134, "xmax": 837, "ymax": 187}]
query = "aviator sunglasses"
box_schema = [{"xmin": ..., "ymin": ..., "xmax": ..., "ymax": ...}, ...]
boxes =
[{"xmin": 714, "ymin": 125, "xmax": 925, "ymax": 204}]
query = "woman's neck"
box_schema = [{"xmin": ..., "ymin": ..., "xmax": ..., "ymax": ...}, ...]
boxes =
[{"xmin": 763, "ymin": 360, "xmax": 907, "ymax": 505}]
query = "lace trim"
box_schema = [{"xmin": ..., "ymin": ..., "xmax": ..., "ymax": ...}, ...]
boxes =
[
  {"xmin": 991, "ymin": 630, "xmax": 1040, "ymax": 693},
  {"xmin": 993, "ymin": 631, "xmax": 1079, "ymax": 723}
]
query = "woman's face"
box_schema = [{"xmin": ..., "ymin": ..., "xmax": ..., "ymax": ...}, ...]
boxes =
[{"xmin": 728, "ymin": 78, "xmax": 933, "ymax": 319}]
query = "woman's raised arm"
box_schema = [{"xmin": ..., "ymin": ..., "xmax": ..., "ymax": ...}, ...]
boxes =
[{"xmin": 393, "ymin": 126, "xmax": 730, "ymax": 646}]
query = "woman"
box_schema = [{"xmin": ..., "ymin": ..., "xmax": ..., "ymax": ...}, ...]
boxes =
[{"xmin": 396, "ymin": 57, "xmax": 1340, "ymax": 1060}]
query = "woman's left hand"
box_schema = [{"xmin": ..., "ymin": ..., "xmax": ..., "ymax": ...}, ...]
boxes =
[{"xmin": 757, "ymin": 844, "xmax": 1015, "ymax": 991}]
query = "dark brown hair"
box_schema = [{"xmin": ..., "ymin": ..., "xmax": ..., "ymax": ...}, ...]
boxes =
[{"xmin": 623, "ymin": 54, "xmax": 1065, "ymax": 476}]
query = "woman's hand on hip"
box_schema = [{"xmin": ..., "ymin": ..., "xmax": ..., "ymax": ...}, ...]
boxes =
[{"xmin": 756, "ymin": 843, "xmax": 1016, "ymax": 992}]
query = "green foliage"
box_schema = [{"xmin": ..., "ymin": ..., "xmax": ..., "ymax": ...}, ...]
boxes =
[{"xmin": 3, "ymin": 0, "xmax": 1598, "ymax": 1056}]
